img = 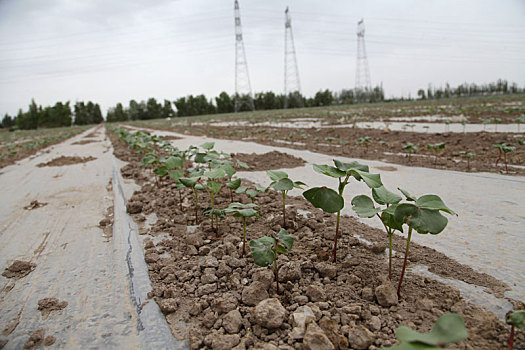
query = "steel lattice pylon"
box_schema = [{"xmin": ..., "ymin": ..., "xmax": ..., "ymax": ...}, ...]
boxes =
[
  {"xmin": 284, "ymin": 7, "xmax": 303, "ymax": 108},
  {"xmin": 234, "ymin": 0, "xmax": 254, "ymax": 112},
  {"xmin": 355, "ymin": 19, "xmax": 372, "ymax": 100}
]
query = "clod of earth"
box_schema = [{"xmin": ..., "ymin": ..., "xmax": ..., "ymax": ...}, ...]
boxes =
[
  {"xmin": 23, "ymin": 200, "xmax": 48, "ymax": 210},
  {"xmin": 2, "ymin": 260, "xmax": 36, "ymax": 279},
  {"xmin": 37, "ymin": 298, "xmax": 68, "ymax": 320},
  {"xmin": 37, "ymin": 155, "xmax": 96, "ymax": 167}
]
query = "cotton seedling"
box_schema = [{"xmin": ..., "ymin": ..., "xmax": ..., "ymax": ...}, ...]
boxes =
[
  {"xmin": 357, "ymin": 136, "xmax": 372, "ymax": 155},
  {"xmin": 494, "ymin": 142, "xmax": 516, "ymax": 173},
  {"xmin": 516, "ymin": 115, "xmax": 525, "ymax": 132},
  {"xmin": 393, "ymin": 188, "xmax": 456, "ymax": 297},
  {"xmin": 267, "ymin": 170, "xmax": 306, "ymax": 228},
  {"xmin": 385, "ymin": 313, "xmax": 468, "ymax": 349},
  {"xmin": 236, "ymin": 184, "xmax": 267, "ymax": 203},
  {"xmin": 249, "ymin": 229, "xmax": 293, "ymax": 294},
  {"xmin": 303, "ymin": 159, "xmax": 382, "ymax": 262},
  {"xmin": 402, "ymin": 143, "xmax": 418, "ymax": 163},
  {"xmin": 351, "ymin": 185, "xmax": 403, "ymax": 280},
  {"xmin": 427, "ymin": 142, "xmax": 445, "ymax": 166},
  {"xmin": 179, "ymin": 171, "xmax": 204, "ymax": 224},
  {"xmin": 506, "ymin": 310, "xmax": 525, "ymax": 350},
  {"xmin": 459, "ymin": 151, "xmax": 476, "ymax": 171},
  {"xmin": 225, "ymin": 202, "xmax": 259, "ymax": 256}
]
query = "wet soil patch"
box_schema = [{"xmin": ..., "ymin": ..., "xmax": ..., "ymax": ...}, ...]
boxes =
[
  {"xmin": 231, "ymin": 151, "xmax": 306, "ymax": 171},
  {"xmin": 23, "ymin": 329, "xmax": 55, "ymax": 349},
  {"xmin": 2, "ymin": 260, "xmax": 36, "ymax": 279},
  {"xmin": 23, "ymin": 200, "xmax": 47, "ymax": 210},
  {"xmin": 156, "ymin": 124, "xmax": 525, "ymax": 175},
  {"xmin": 107, "ymin": 128, "xmax": 523, "ymax": 349},
  {"xmin": 37, "ymin": 298, "xmax": 68, "ymax": 320},
  {"xmin": 72, "ymin": 139, "xmax": 97, "ymax": 145},
  {"xmin": 37, "ymin": 156, "xmax": 96, "ymax": 167}
]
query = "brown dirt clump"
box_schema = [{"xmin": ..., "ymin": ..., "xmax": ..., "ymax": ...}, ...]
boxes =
[
  {"xmin": 231, "ymin": 151, "xmax": 306, "ymax": 171},
  {"xmin": 107, "ymin": 127, "xmax": 523, "ymax": 349},
  {"xmin": 161, "ymin": 135, "xmax": 181, "ymax": 141},
  {"xmin": 37, "ymin": 155, "xmax": 96, "ymax": 167},
  {"xmin": 72, "ymin": 139, "xmax": 97, "ymax": 145},
  {"xmin": 23, "ymin": 329, "xmax": 54, "ymax": 349},
  {"xmin": 37, "ymin": 298, "xmax": 68, "ymax": 320},
  {"xmin": 0, "ymin": 339, "xmax": 8, "ymax": 348},
  {"xmin": 2, "ymin": 260, "xmax": 36, "ymax": 279},
  {"xmin": 23, "ymin": 200, "xmax": 48, "ymax": 210}
]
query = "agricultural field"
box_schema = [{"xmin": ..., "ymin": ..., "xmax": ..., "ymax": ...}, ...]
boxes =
[
  {"xmin": 0, "ymin": 94, "xmax": 524, "ymax": 349},
  {"xmin": 0, "ymin": 126, "xmax": 90, "ymax": 169}
]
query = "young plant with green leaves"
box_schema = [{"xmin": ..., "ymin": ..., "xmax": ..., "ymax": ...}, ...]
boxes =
[
  {"xmin": 459, "ymin": 151, "xmax": 476, "ymax": 171},
  {"xmin": 516, "ymin": 115, "xmax": 525, "ymax": 133},
  {"xmin": 357, "ymin": 136, "xmax": 372, "ymax": 155},
  {"xmin": 494, "ymin": 117, "xmax": 502, "ymax": 132},
  {"xmin": 249, "ymin": 228, "xmax": 293, "ymax": 294},
  {"xmin": 427, "ymin": 142, "xmax": 445, "ymax": 166},
  {"xmin": 225, "ymin": 202, "xmax": 259, "ymax": 256},
  {"xmin": 153, "ymin": 155, "xmax": 183, "ymax": 187},
  {"xmin": 494, "ymin": 142, "xmax": 516, "ymax": 173},
  {"xmin": 506, "ymin": 310, "xmax": 525, "ymax": 350},
  {"xmin": 236, "ymin": 183, "xmax": 267, "ymax": 203},
  {"xmin": 351, "ymin": 185, "xmax": 402, "ymax": 280},
  {"xmin": 179, "ymin": 171, "xmax": 204, "ymax": 224},
  {"xmin": 198, "ymin": 167, "xmax": 228, "ymax": 233},
  {"xmin": 267, "ymin": 170, "xmax": 306, "ymax": 228},
  {"xmin": 385, "ymin": 313, "xmax": 468, "ymax": 349},
  {"xmin": 303, "ymin": 160, "xmax": 382, "ymax": 262},
  {"xmin": 393, "ymin": 188, "xmax": 456, "ymax": 296},
  {"xmin": 402, "ymin": 143, "xmax": 418, "ymax": 163}
]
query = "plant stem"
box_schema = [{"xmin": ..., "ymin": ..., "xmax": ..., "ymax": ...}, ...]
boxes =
[
  {"xmin": 397, "ymin": 227, "xmax": 413, "ymax": 297},
  {"xmin": 273, "ymin": 240, "xmax": 279, "ymax": 294},
  {"xmin": 504, "ymin": 152, "xmax": 508, "ymax": 173},
  {"xmin": 388, "ymin": 230, "xmax": 393, "ymax": 280},
  {"xmin": 496, "ymin": 149, "xmax": 502, "ymax": 167},
  {"xmin": 282, "ymin": 191, "xmax": 286, "ymax": 228},
  {"xmin": 193, "ymin": 188, "xmax": 199, "ymax": 224},
  {"xmin": 508, "ymin": 324, "xmax": 514, "ymax": 350},
  {"xmin": 332, "ymin": 211, "xmax": 341, "ymax": 262},
  {"xmin": 229, "ymin": 188, "xmax": 233, "ymax": 203},
  {"xmin": 242, "ymin": 217, "xmax": 246, "ymax": 256},
  {"xmin": 178, "ymin": 190, "xmax": 183, "ymax": 211}
]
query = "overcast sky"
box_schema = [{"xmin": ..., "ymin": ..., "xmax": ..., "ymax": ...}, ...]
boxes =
[{"xmin": 0, "ymin": 0, "xmax": 524, "ymax": 116}]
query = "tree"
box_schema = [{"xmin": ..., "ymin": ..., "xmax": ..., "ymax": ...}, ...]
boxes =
[
  {"xmin": 106, "ymin": 103, "xmax": 128, "ymax": 122},
  {"xmin": 313, "ymin": 89, "xmax": 334, "ymax": 107},
  {"xmin": 417, "ymin": 89, "xmax": 426, "ymax": 100},
  {"xmin": 161, "ymin": 100, "xmax": 175, "ymax": 119},
  {"xmin": 215, "ymin": 92, "xmax": 234, "ymax": 114},
  {"xmin": 1, "ymin": 114, "xmax": 15, "ymax": 129}
]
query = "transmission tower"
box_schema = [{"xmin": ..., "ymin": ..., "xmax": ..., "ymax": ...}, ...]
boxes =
[
  {"xmin": 234, "ymin": 0, "xmax": 254, "ymax": 112},
  {"xmin": 284, "ymin": 7, "xmax": 303, "ymax": 108},
  {"xmin": 355, "ymin": 19, "xmax": 372, "ymax": 101}
]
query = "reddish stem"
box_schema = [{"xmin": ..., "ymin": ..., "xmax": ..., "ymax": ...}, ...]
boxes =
[
  {"xmin": 242, "ymin": 217, "xmax": 246, "ymax": 256},
  {"xmin": 282, "ymin": 191, "xmax": 287, "ymax": 229},
  {"xmin": 504, "ymin": 152, "xmax": 508, "ymax": 173},
  {"xmin": 332, "ymin": 211, "xmax": 341, "ymax": 262},
  {"xmin": 508, "ymin": 324, "xmax": 514, "ymax": 350},
  {"xmin": 179, "ymin": 190, "xmax": 183, "ymax": 211},
  {"xmin": 496, "ymin": 149, "xmax": 502, "ymax": 167}
]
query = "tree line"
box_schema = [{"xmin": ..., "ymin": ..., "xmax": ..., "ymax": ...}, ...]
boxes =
[
  {"xmin": 2, "ymin": 79, "xmax": 523, "ymax": 129},
  {"xmin": 2, "ymin": 99, "xmax": 103, "ymax": 130}
]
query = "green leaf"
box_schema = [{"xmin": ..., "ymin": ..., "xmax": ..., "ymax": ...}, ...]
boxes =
[
  {"xmin": 246, "ymin": 190, "xmax": 259, "ymax": 198},
  {"xmin": 204, "ymin": 167, "xmax": 226, "ymax": 179},
  {"xmin": 254, "ymin": 184, "xmax": 268, "ymax": 192},
  {"xmin": 165, "ymin": 156, "xmax": 182, "ymax": 169},
  {"xmin": 237, "ymin": 160, "xmax": 249, "ymax": 169},
  {"xmin": 372, "ymin": 186, "xmax": 402, "ymax": 205},
  {"xmin": 195, "ymin": 183, "xmax": 205, "ymax": 191},
  {"xmin": 396, "ymin": 313, "xmax": 468, "ymax": 346},
  {"xmin": 154, "ymin": 166, "xmax": 168, "ymax": 177},
  {"xmin": 507, "ymin": 310, "xmax": 525, "ymax": 328},
  {"xmin": 333, "ymin": 159, "xmax": 369, "ymax": 172},
  {"xmin": 207, "ymin": 181, "xmax": 222, "ymax": 195},
  {"xmin": 179, "ymin": 177, "xmax": 199, "ymax": 188},
  {"xmin": 313, "ymin": 164, "xmax": 346, "ymax": 178},
  {"xmin": 271, "ymin": 178, "xmax": 294, "ymax": 191},
  {"xmin": 351, "ymin": 195, "xmax": 381, "ymax": 218},
  {"xmin": 235, "ymin": 186, "xmax": 247, "ymax": 194},
  {"xmin": 194, "ymin": 153, "xmax": 206, "ymax": 163},
  {"xmin": 293, "ymin": 181, "xmax": 307, "ymax": 189},
  {"xmin": 221, "ymin": 163, "xmax": 236, "ymax": 179},
  {"xmin": 348, "ymin": 169, "xmax": 383, "ymax": 188},
  {"xmin": 249, "ymin": 237, "xmax": 276, "ymax": 267},
  {"xmin": 267, "ymin": 170, "xmax": 288, "ymax": 181},
  {"xmin": 381, "ymin": 204, "xmax": 404, "ymax": 232},
  {"xmin": 276, "ymin": 228, "xmax": 294, "ymax": 252},
  {"xmin": 200, "ymin": 141, "xmax": 215, "ymax": 150},
  {"xmin": 226, "ymin": 178, "xmax": 242, "ymax": 190},
  {"xmin": 169, "ymin": 169, "xmax": 184, "ymax": 180},
  {"xmin": 303, "ymin": 187, "xmax": 344, "ymax": 213},
  {"xmin": 415, "ymin": 195, "xmax": 456, "ymax": 215},
  {"xmin": 394, "ymin": 204, "xmax": 449, "ymax": 234},
  {"xmin": 398, "ymin": 187, "xmax": 417, "ymax": 201}
]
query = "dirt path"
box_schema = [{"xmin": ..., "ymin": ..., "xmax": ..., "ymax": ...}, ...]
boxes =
[{"xmin": 0, "ymin": 126, "xmax": 179, "ymax": 348}]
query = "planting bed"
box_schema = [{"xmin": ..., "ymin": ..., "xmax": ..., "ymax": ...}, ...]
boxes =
[{"xmin": 108, "ymin": 127, "xmax": 524, "ymax": 349}]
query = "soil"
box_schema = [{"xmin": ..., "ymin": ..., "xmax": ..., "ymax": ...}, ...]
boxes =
[
  {"xmin": 23, "ymin": 200, "xmax": 48, "ymax": 210},
  {"xmin": 72, "ymin": 139, "xmax": 97, "ymax": 145},
  {"xmin": 153, "ymin": 124, "xmax": 525, "ymax": 175},
  {"xmin": 161, "ymin": 135, "xmax": 182, "ymax": 141},
  {"xmin": 23, "ymin": 328, "xmax": 55, "ymax": 349},
  {"xmin": 2, "ymin": 261, "xmax": 36, "ymax": 279},
  {"xmin": 36, "ymin": 155, "xmax": 96, "ymax": 167},
  {"xmin": 107, "ymin": 127, "xmax": 525, "ymax": 349},
  {"xmin": 231, "ymin": 151, "xmax": 306, "ymax": 171},
  {"xmin": 37, "ymin": 298, "xmax": 68, "ymax": 320}
]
